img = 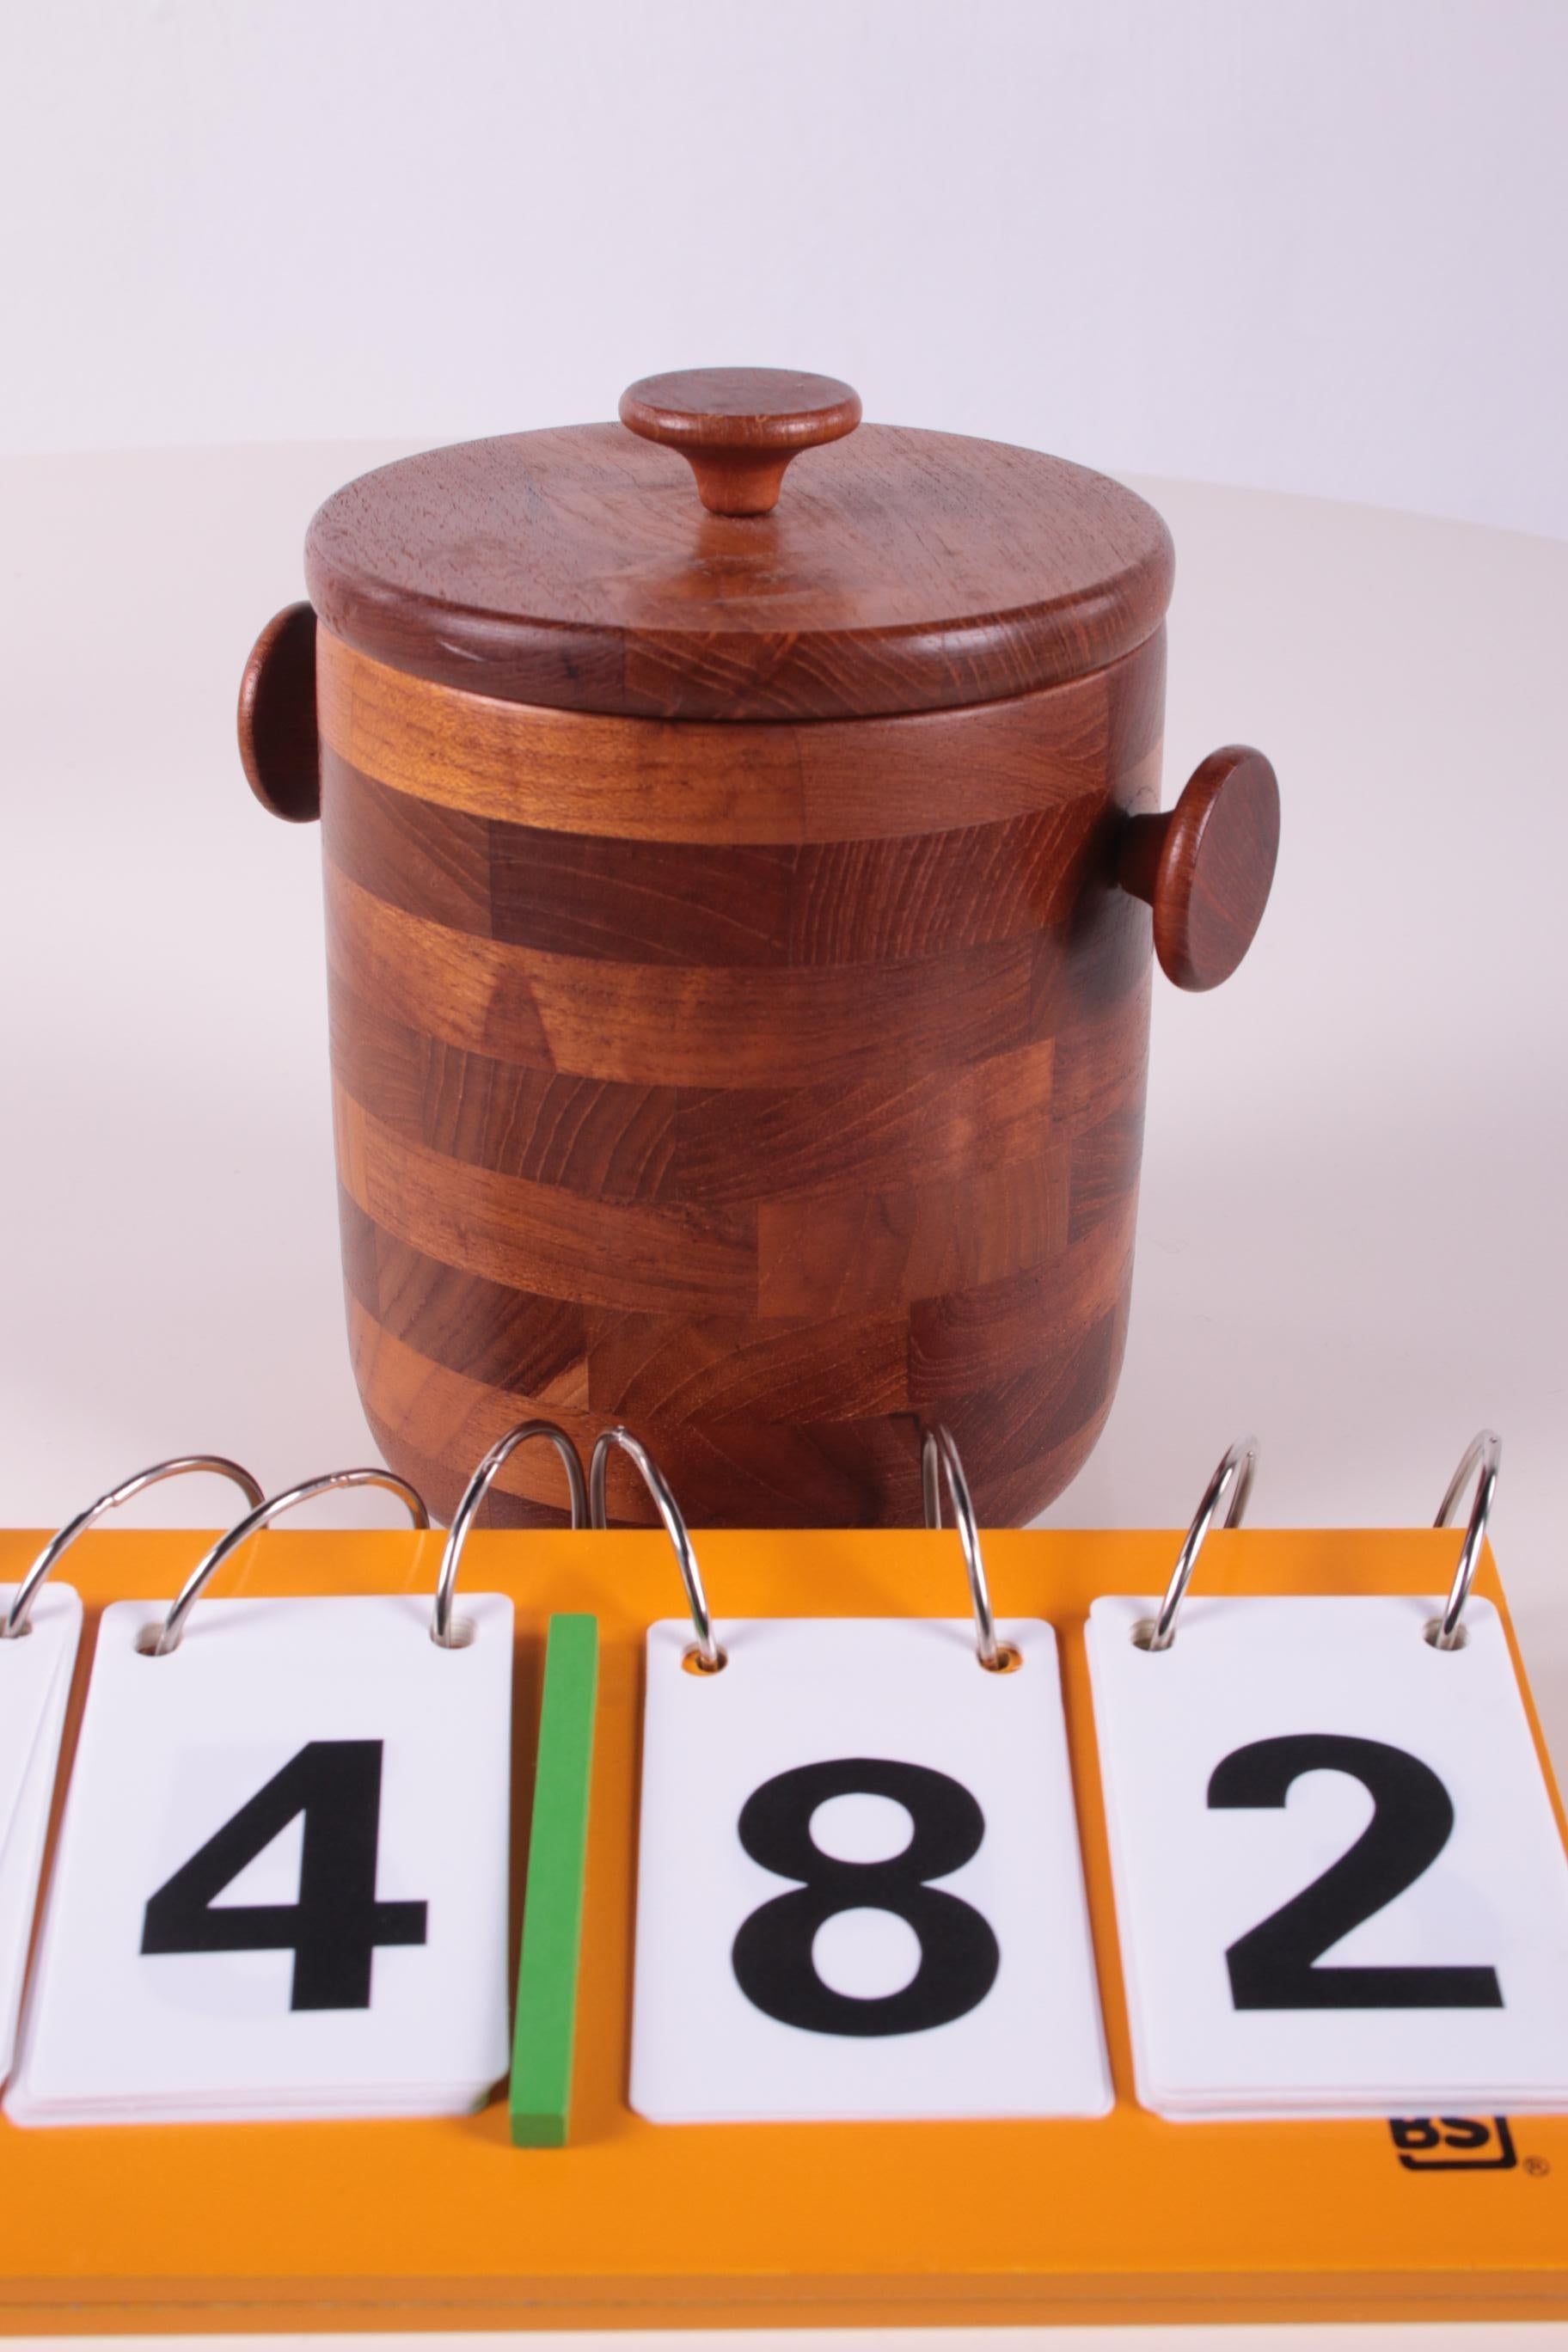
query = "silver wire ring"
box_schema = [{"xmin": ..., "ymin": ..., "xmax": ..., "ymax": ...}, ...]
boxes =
[
  {"xmin": 1429, "ymin": 1429, "xmax": 1501, "ymax": 1651},
  {"xmin": 433, "ymin": 1420, "xmax": 586, "ymax": 1648},
  {"xmin": 3, "ymin": 1456, "xmax": 266, "ymax": 1641},
  {"xmin": 589, "ymin": 1426, "xmax": 720, "ymax": 1670},
  {"xmin": 921, "ymin": 1424, "xmax": 1005, "ymax": 1669},
  {"xmin": 148, "ymin": 1467, "xmax": 428, "ymax": 1657},
  {"xmin": 1139, "ymin": 1436, "xmax": 1259, "ymax": 1651}
]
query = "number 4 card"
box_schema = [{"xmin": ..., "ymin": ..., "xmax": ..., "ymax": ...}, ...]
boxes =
[
  {"xmin": 631, "ymin": 1617, "xmax": 1111, "ymax": 2123},
  {"xmin": 1087, "ymin": 1594, "xmax": 1568, "ymax": 2119},
  {"xmin": 6, "ymin": 1594, "xmax": 513, "ymax": 2126}
]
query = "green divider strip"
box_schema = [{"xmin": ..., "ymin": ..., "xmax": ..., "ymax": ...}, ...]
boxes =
[{"xmin": 511, "ymin": 1613, "xmax": 598, "ymax": 2148}]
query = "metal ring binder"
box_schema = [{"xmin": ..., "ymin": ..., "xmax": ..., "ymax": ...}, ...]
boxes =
[
  {"xmin": 921, "ymin": 1424, "xmax": 1009, "ymax": 1669},
  {"xmin": 3, "ymin": 1456, "xmax": 266, "ymax": 1641},
  {"xmin": 1137, "ymin": 1436, "xmax": 1259, "ymax": 1651},
  {"xmin": 588, "ymin": 1426, "xmax": 721, "ymax": 1671},
  {"xmin": 146, "ymin": 1468, "xmax": 429, "ymax": 1657},
  {"xmin": 1430, "ymin": 1429, "xmax": 1502, "ymax": 1651},
  {"xmin": 434, "ymin": 1421, "xmax": 587, "ymax": 1647}
]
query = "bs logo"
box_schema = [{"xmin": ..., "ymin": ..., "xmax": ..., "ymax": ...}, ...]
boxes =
[{"xmin": 1390, "ymin": 2116, "xmax": 1516, "ymax": 2171}]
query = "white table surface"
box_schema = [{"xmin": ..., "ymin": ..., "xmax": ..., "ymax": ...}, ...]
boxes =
[{"xmin": 3, "ymin": 444, "xmax": 1565, "ymax": 2349}]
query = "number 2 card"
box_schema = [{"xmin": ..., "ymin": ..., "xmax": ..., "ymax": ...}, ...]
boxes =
[
  {"xmin": 631, "ymin": 1616, "xmax": 1111, "ymax": 2124},
  {"xmin": 1087, "ymin": 1593, "xmax": 1568, "ymax": 2119}
]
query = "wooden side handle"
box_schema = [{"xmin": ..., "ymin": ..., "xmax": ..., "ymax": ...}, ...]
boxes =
[
  {"xmin": 619, "ymin": 367, "xmax": 861, "ymax": 516},
  {"xmin": 1118, "ymin": 745, "xmax": 1280, "ymax": 990},
  {"xmin": 237, "ymin": 603, "xmax": 320, "ymax": 823}
]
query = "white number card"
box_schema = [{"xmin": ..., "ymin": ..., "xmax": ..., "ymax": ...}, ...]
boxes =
[
  {"xmin": 1087, "ymin": 1593, "xmax": 1568, "ymax": 2119},
  {"xmin": 631, "ymin": 1616, "xmax": 1110, "ymax": 2123},
  {"xmin": 6, "ymin": 1592, "xmax": 512, "ymax": 2126},
  {"xmin": 0, "ymin": 1585, "xmax": 83, "ymax": 2083}
]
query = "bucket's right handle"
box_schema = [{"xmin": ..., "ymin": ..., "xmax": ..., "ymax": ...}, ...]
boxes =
[
  {"xmin": 237, "ymin": 602, "xmax": 320, "ymax": 823},
  {"xmin": 1118, "ymin": 745, "xmax": 1279, "ymax": 989}
]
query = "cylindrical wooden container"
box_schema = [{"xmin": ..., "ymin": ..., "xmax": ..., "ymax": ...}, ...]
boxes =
[{"xmin": 239, "ymin": 370, "xmax": 1278, "ymax": 1528}]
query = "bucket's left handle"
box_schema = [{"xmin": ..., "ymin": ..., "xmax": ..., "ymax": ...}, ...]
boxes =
[{"xmin": 237, "ymin": 603, "xmax": 320, "ymax": 823}]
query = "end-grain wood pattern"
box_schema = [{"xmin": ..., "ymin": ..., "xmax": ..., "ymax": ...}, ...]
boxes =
[
  {"xmin": 303, "ymin": 425, "xmax": 1175, "ymax": 721},
  {"xmin": 318, "ymin": 625, "xmax": 1166, "ymax": 1528}
]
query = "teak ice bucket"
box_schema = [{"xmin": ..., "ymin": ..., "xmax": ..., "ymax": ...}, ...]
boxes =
[{"xmin": 238, "ymin": 368, "xmax": 1279, "ymax": 1530}]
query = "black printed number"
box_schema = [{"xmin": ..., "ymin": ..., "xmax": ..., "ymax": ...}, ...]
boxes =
[
  {"xmin": 141, "ymin": 1739, "xmax": 428, "ymax": 2010},
  {"xmin": 730, "ymin": 1758, "xmax": 999, "ymax": 2036},
  {"xmin": 1208, "ymin": 1733, "xmax": 1502, "ymax": 2010}
]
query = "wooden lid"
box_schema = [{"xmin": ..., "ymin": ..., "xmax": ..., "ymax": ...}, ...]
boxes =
[{"xmin": 304, "ymin": 368, "xmax": 1173, "ymax": 722}]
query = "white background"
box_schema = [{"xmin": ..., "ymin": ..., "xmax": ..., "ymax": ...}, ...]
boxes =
[
  {"xmin": 1, "ymin": 0, "xmax": 1565, "ymax": 536},
  {"xmin": 2, "ymin": 5, "xmax": 1565, "ymax": 2343}
]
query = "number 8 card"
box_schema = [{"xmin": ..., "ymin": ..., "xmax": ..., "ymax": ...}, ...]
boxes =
[{"xmin": 629, "ymin": 1614, "xmax": 1111, "ymax": 2123}]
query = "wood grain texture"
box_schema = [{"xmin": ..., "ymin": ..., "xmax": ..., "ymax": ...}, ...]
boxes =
[
  {"xmin": 324, "ymin": 862, "xmax": 1044, "ymax": 1091},
  {"xmin": 349, "ymin": 1302, "xmax": 925, "ymax": 1529},
  {"xmin": 316, "ymin": 628, "xmax": 1165, "ymax": 842},
  {"xmin": 618, "ymin": 367, "xmax": 862, "ymax": 518},
  {"xmin": 756, "ymin": 1153, "xmax": 1069, "ymax": 1318},
  {"xmin": 334, "ymin": 1085, "xmax": 756, "ymax": 1315},
  {"xmin": 329, "ymin": 972, "xmax": 1066, "ymax": 1216},
  {"xmin": 1119, "ymin": 744, "xmax": 1281, "ymax": 989},
  {"xmin": 339, "ymin": 1185, "xmax": 590, "ymax": 1402},
  {"xmin": 908, "ymin": 1192, "xmax": 1138, "ymax": 1406},
  {"xmin": 584, "ymin": 1304, "xmax": 909, "ymax": 1427},
  {"xmin": 237, "ymin": 603, "xmax": 319, "ymax": 821},
  {"xmin": 329, "ymin": 981, "xmax": 679, "ymax": 1204},
  {"xmin": 322, "ymin": 640, "xmax": 1175, "ymax": 1526},
  {"xmin": 323, "ymin": 756, "xmax": 1106, "ymax": 965},
  {"xmin": 940, "ymin": 1300, "xmax": 1130, "ymax": 1528},
  {"xmin": 305, "ymin": 422, "xmax": 1173, "ymax": 721},
  {"xmin": 350, "ymin": 1273, "xmax": 1128, "ymax": 1534},
  {"xmin": 671, "ymin": 1040, "xmax": 1060, "ymax": 1210},
  {"xmin": 259, "ymin": 400, "xmax": 1277, "ymax": 1522}
]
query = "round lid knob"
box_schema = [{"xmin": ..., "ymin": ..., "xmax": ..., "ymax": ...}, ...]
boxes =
[{"xmin": 619, "ymin": 366, "xmax": 861, "ymax": 517}]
